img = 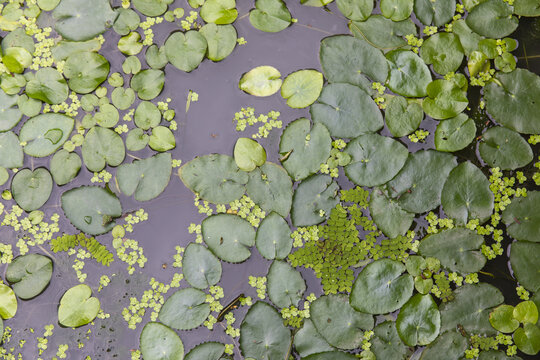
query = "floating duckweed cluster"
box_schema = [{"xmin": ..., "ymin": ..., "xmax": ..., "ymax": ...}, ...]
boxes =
[{"xmin": 233, "ymin": 107, "xmax": 282, "ymax": 138}]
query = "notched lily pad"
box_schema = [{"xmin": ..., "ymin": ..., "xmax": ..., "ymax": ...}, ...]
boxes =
[
  {"xmin": 53, "ymin": 0, "xmax": 118, "ymax": 41},
  {"xmin": 158, "ymin": 287, "xmax": 211, "ymax": 330},
  {"xmin": 246, "ymin": 162, "xmax": 293, "ymax": 218},
  {"xmin": 140, "ymin": 322, "xmax": 184, "ymax": 360},
  {"xmin": 19, "ymin": 113, "xmax": 74, "ymax": 158},
  {"xmin": 255, "ymin": 212, "xmax": 292, "ymax": 260},
  {"xmin": 249, "ymin": 0, "xmax": 292, "ymax": 33},
  {"xmin": 396, "ymin": 294, "xmax": 440, "ymax": 346},
  {"xmin": 165, "ymin": 30, "xmax": 208, "ymax": 72},
  {"xmin": 58, "ymin": 284, "xmax": 100, "ymax": 328},
  {"xmin": 281, "ymin": 69, "xmax": 323, "ymax": 109},
  {"xmin": 291, "ymin": 174, "xmax": 339, "ymax": 227},
  {"xmin": 202, "ymin": 214, "xmax": 255, "ymax": 263},
  {"xmin": 81, "ymin": 126, "xmax": 125, "ymax": 172},
  {"xmin": 510, "ymin": 241, "xmax": 540, "ymax": 292},
  {"xmin": 267, "ymin": 260, "xmax": 306, "ymax": 308},
  {"xmin": 182, "ymin": 243, "xmax": 222, "ymax": 290},
  {"xmin": 6, "ymin": 254, "xmax": 53, "ymax": 300},
  {"xmin": 11, "ymin": 168, "xmax": 53, "ymax": 212},
  {"xmin": 478, "ymin": 126, "xmax": 533, "ymax": 170},
  {"xmin": 239, "ymin": 65, "xmax": 282, "ymax": 97},
  {"xmin": 234, "ymin": 138, "xmax": 266, "ymax": 172},
  {"xmin": 502, "ymin": 191, "xmax": 540, "ymax": 243}
]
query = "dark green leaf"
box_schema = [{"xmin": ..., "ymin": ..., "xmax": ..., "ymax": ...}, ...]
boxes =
[
  {"xmin": 291, "ymin": 174, "xmax": 339, "ymax": 227},
  {"xmin": 182, "ymin": 243, "xmax": 222, "ymax": 290},
  {"xmin": 478, "ymin": 127, "xmax": 533, "ymax": 170},
  {"xmin": 255, "ymin": 212, "xmax": 292, "ymax": 260},
  {"xmin": 202, "ymin": 214, "xmax": 255, "ymax": 263},
  {"xmin": 11, "ymin": 168, "xmax": 53, "ymax": 212},
  {"xmin": 159, "ymin": 288, "xmax": 210, "ymax": 330}
]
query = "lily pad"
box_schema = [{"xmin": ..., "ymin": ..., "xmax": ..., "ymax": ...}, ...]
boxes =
[
  {"xmin": 478, "ymin": 127, "xmax": 533, "ymax": 170},
  {"xmin": 0, "ymin": 168, "xmax": 8, "ymax": 186},
  {"xmin": 0, "ymin": 284, "xmax": 17, "ymax": 319},
  {"xmin": 291, "ymin": 174, "xmax": 339, "ymax": 227},
  {"xmin": 149, "ymin": 126, "xmax": 175, "ymax": 152},
  {"xmin": 19, "ymin": 113, "xmax": 74, "ymax": 158},
  {"xmin": 420, "ymin": 330, "xmax": 469, "ymax": 360},
  {"xmin": 385, "ymin": 96, "xmax": 423, "ymax": 138},
  {"xmin": 111, "ymin": 87, "xmax": 135, "ymax": 110},
  {"xmin": 202, "ymin": 214, "xmax": 255, "ymax": 263},
  {"xmin": 336, "ymin": 0, "xmax": 373, "ymax": 21},
  {"xmin": 58, "ymin": 284, "xmax": 100, "ymax": 328},
  {"xmin": 267, "ymin": 260, "xmax": 306, "ymax": 308},
  {"xmin": 11, "ymin": 168, "xmax": 53, "ymax": 212},
  {"xmin": 2, "ymin": 47, "xmax": 32, "ymax": 74},
  {"xmin": 26, "ymin": 67, "xmax": 69, "ymax": 105},
  {"xmin": 81, "ymin": 127, "xmax": 125, "ymax": 172},
  {"xmin": 349, "ymin": 16, "xmax": 417, "ymax": 51},
  {"xmin": 63, "ymin": 51, "xmax": 109, "ymax": 94},
  {"xmin": 381, "ymin": 0, "xmax": 413, "ymax": 21},
  {"xmin": 490, "ymin": 305, "xmax": 520, "ymax": 333},
  {"xmin": 249, "ymin": 0, "xmax": 292, "ymax": 33},
  {"xmin": 423, "ymin": 78, "xmax": 468, "ymax": 120},
  {"xmin": 6, "ymin": 254, "xmax": 53, "ymax": 300},
  {"xmin": 310, "ymin": 83, "xmax": 383, "ymax": 138},
  {"xmin": 179, "ymin": 154, "xmax": 248, "ymax": 204},
  {"xmin": 510, "ymin": 241, "xmax": 540, "ymax": 292},
  {"xmin": 466, "ymin": 0, "xmax": 518, "ymax": 38},
  {"xmin": 434, "ymin": 113, "xmax": 476, "ymax": 152},
  {"xmin": 185, "ymin": 342, "xmax": 225, "ymax": 360},
  {"xmin": 61, "ymin": 186, "xmax": 122, "ymax": 235},
  {"xmin": 113, "ymin": 8, "xmax": 140, "ymax": 36},
  {"xmin": 0, "ymin": 132, "xmax": 23, "ymax": 168},
  {"xmin": 421, "ymin": 33, "xmax": 464, "ymax": 75},
  {"xmin": 140, "ymin": 322, "xmax": 184, "ymax": 360},
  {"xmin": 53, "ymin": 0, "xmax": 117, "ymax": 41},
  {"xmin": 514, "ymin": 301, "xmax": 539, "ymax": 324},
  {"xmin": 50, "ymin": 149, "xmax": 81, "ymax": 186},
  {"xmin": 182, "ymin": 243, "xmax": 222, "ymax": 290},
  {"xmin": 302, "ymin": 353, "xmax": 357, "ymax": 360},
  {"xmin": 294, "ymin": 319, "xmax": 335, "ymax": 358},
  {"xmin": 344, "ymin": 133, "xmax": 409, "ymax": 187},
  {"xmin": 514, "ymin": 323, "xmax": 540, "ymax": 355},
  {"xmin": 502, "ymin": 191, "xmax": 540, "ymax": 243},
  {"xmin": 514, "ymin": 0, "xmax": 540, "ymax": 16},
  {"xmin": 159, "ymin": 288, "xmax": 210, "ymax": 330},
  {"xmin": 199, "ymin": 24, "xmax": 236, "ymax": 62},
  {"xmin": 126, "ymin": 128, "xmax": 149, "ymax": 152},
  {"xmin": 350, "ymin": 259, "xmax": 414, "ymax": 315},
  {"xmin": 414, "ymin": 0, "xmax": 455, "ymax": 27},
  {"xmin": 255, "ymin": 212, "xmax": 292, "ymax": 260},
  {"xmin": 132, "ymin": 0, "xmax": 173, "ymax": 17},
  {"xmin": 310, "ymin": 294, "xmax": 374, "ymax": 350},
  {"xmin": 281, "ymin": 69, "xmax": 323, "ymax": 109},
  {"xmin": 370, "ymin": 186, "xmax": 414, "ymax": 239},
  {"xmin": 134, "ymin": 101, "xmax": 161, "ymax": 130},
  {"xmin": 246, "ymin": 162, "xmax": 293, "ymax": 217},
  {"xmin": 371, "ymin": 321, "xmax": 409, "ymax": 359},
  {"xmin": 234, "ymin": 138, "xmax": 266, "ymax": 172},
  {"xmin": 131, "ymin": 69, "xmax": 164, "ymax": 100},
  {"xmin": 165, "ymin": 30, "xmax": 208, "ymax": 72},
  {"xmin": 239, "ymin": 65, "xmax": 282, "ymax": 97},
  {"xmin": 145, "ymin": 44, "xmax": 168, "ymax": 69},
  {"xmin": 200, "ymin": 0, "xmax": 238, "ymax": 24},
  {"xmin": 0, "ymin": 91, "xmax": 22, "ymax": 131},
  {"xmin": 386, "ymin": 50, "xmax": 432, "ymax": 98},
  {"xmin": 397, "ymin": 294, "xmax": 440, "ymax": 346},
  {"xmin": 453, "ymin": 19, "xmax": 484, "ymax": 56},
  {"xmin": 279, "ymin": 118, "xmax": 332, "ymax": 181}
]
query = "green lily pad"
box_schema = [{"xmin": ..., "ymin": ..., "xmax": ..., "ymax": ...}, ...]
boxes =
[
  {"xmin": 1, "ymin": 27, "xmax": 35, "ymax": 54},
  {"xmin": 0, "ymin": 132, "xmax": 23, "ymax": 168},
  {"xmin": 182, "ymin": 243, "xmax": 222, "ymax": 290},
  {"xmin": 294, "ymin": 319, "xmax": 335, "ymax": 358},
  {"xmin": 132, "ymin": 0, "xmax": 173, "ymax": 17},
  {"xmin": 385, "ymin": 96, "xmax": 423, "ymax": 138},
  {"xmin": 63, "ymin": 51, "xmax": 109, "ymax": 94},
  {"xmin": 255, "ymin": 212, "xmax": 292, "ymax": 260},
  {"xmin": 380, "ymin": 0, "xmax": 413, "ymax": 21},
  {"xmin": 130, "ymin": 69, "xmax": 164, "ymax": 100},
  {"xmin": 514, "ymin": 0, "xmax": 540, "ymax": 16},
  {"xmin": 302, "ymin": 353, "xmax": 357, "ymax": 360},
  {"xmin": 200, "ymin": 0, "xmax": 238, "ymax": 24},
  {"xmin": 279, "ymin": 118, "xmax": 331, "ymax": 181},
  {"xmin": 11, "ymin": 168, "xmax": 53, "ymax": 212},
  {"xmin": 371, "ymin": 321, "xmax": 409, "ymax": 360},
  {"xmin": 234, "ymin": 138, "xmax": 266, "ymax": 172},
  {"xmin": 50, "ymin": 39, "xmax": 102, "ymax": 62},
  {"xmin": 490, "ymin": 305, "xmax": 520, "ymax": 333},
  {"xmin": 118, "ymin": 32, "xmax": 143, "ymax": 56},
  {"xmin": 111, "ymin": 87, "xmax": 135, "ymax": 110},
  {"xmin": 478, "ymin": 127, "xmax": 533, "ymax": 170},
  {"xmin": 239, "ymin": 65, "xmax": 282, "ymax": 97},
  {"xmin": 140, "ymin": 322, "xmax": 184, "ymax": 360},
  {"xmin": 50, "ymin": 149, "xmax": 81, "ymax": 186},
  {"xmin": 145, "ymin": 44, "xmax": 168, "ymax": 69},
  {"xmin": 514, "ymin": 323, "xmax": 540, "ymax": 355},
  {"xmin": 350, "ymin": 259, "xmax": 414, "ymax": 315},
  {"xmin": 165, "ymin": 30, "xmax": 207, "ymax": 72},
  {"xmin": 246, "ymin": 162, "xmax": 293, "ymax": 217},
  {"xmin": 0, "ymin": 91, "xmax": 22, "ymax": 131},
  {"xmin": 26, "ymin": 67, "xmax": 69, "ymax": 105},
  {"xmin": 6, "ymin": 254, "xmax": 52, "ymax": 300},
  {"xmin": 349, "ymin": 16, "xmax": 417, "ymax": 52},
  {"xmin": 466, "ymin": 0, "xmax": 518, "ymax": 38},
  {"xmin": 414, "ymin": 0, "xmax": 455, "ymax": 27},
  {"xmin": 116, "ymin": 153, "xmax": 172, "ymax": 202},
  {"xmin": 310, "ymin": 83, "xmax": 383, "ymax": 138},
  {"xmin": 19, "ymin": 113, "xmax": 74, "ymax": 158},
  {"xmin": 386, "ymin": 50, "xmax": 432, "ymax": 98},
  {"xmin": 122, "ymin": 56, "xmax": 141, "ymax": 74},
  {"xmin": 370, "ymin": 186, "xmax": 414, "ymax": 239},
  {"xmin": 199, "ymin": 24, "xmax": 236, "ymax": 62},
  {"xmin": 388, "ymin": 150, "xmax": 457, "ymax": 214},
  {"xmin": 113, "ymin": 8, "xmax": 140, "ymax": 36},
  {"xmin": 510, "ymin": 241, "xmax": 540, "ymax": 292},
  {"xmin": 126, "ymin": 128, "xmax": 149, "ymax": 152},
  {"xmin": 17, "ymin": 94, "xmax": 42, "ymax": 118},
  {"xmin": 0, "ymin": 284, "xmax": 17, "ymax": 319},
  {"xmin": 421, "ymin": 33, "xmax": 464, "ymax": 75},
  {"xmin": 397, "ymin": 294, "xmax": 440, "ymax": 346},
  {"xmin": 149, "ymin": 126, "xmax": 175, "ymax": 152},
  {"xmin": 440, "ymin": 283, "xmax": 503, "ymax": 335},
  {"xmin": 311, "ymin": 294, "xmax": 374, "ymax": 350},
  {"xmin": 267, "ymin": 260, "xmax": 306, "ymax": 308},
  {"xmin": 419, "ymin": 331, "xmax": 469, "ymax": 360},
  {"xmin": 94, "ymin": 104, "xmax": 119, "ymax": 128},
  {"xmin": 502, "ymin": 191, "xmax": 540, "ymax": 243},
  {"xmin": 202, "ymin": 214, "xmax": 255, "ymax": 263},
  {"xmin": 344, "ymin": 133, "xmax": 408, "ymax": 187},
  {"xmin": 453, "ymin": 19, "xmax": 484, "ymax": 56},
  {"xmin": 419, "ymin": 228, "xmax": 486, "ymax": 274},
  {"xmin": 281, "ymin": 69, "xmax": 323, "ymax": 109},
  {"xmin": 441, "ymin": 162, "xmax": 494, "ymax": 224},
  {"xmin": 2, "ymin": 47, "xmax": 32, "ymax": 74},
  {"xmin": 240, "ymin": 301, "xmax": 291, "ymax": 360},
  {"xmin": 58, "ymin": 284, "xmax": 100, "ymax": 328},
  {"xmin": 249, "ymin": 0, "xmax": 292, "ymax": 33},
  {"xmin": 514, "ymin": 301, "xmax": 539, "ymax": 324},
  {"xmin": 185, "ymin": 342, "xmax": 225, "ymax": 360},
  {"xmin": 61, "ymin": 186, "xmax": 122, "ymax": 235},
  {"xmin": 81, "ymin": 127, "xmax": 125, "ymax": 172},
  {"xmin": 434, "ymin": 113, "xmax": 476, "ymax": 152},
  {"xmin": 0, "ymin": 168, "xmax": 8, "ymax": 186},
  {"xmin": 159, "ymin": 288, "xmax": 210, "ymax": 330},
  {"xmin": 423, "ymin": 78, "xmax": 468, "ymax": 120},
  {"xmin": 134, "ymin": 101, "xmax": 161, "ymax": 130},
  {"xmin": 291, "ymin": 174, "xmax": 339, "ymax": 227},
  {"xmin": 478, "ymin": 350, "xmax": 523, "ymax": 360},
  {"xmin": 336, "ymin": 0, "xmax": 373, "ymax": 21},
  {"xmin": 53, "ymin": 0, "xmax": 117, "ymax": 41}
]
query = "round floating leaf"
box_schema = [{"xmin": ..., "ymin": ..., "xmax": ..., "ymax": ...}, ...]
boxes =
[
  {"xmin": 344, "ymin": 133, "xmax": 408, "ymax": 187},
  {"xmin": 202, "ymin": 214, "xmax": 255, "ymax": 263},
  {"xmin": 385, "ymin": 96, "xmax": 423, "ymax": 138},
  {"xmin": 387, "ymin": 150, "xmax": 457, "ymax": 214},
  {"xmin": 140, "ymin": 322, "xmax": 184, "ymax": 360},
  {"xmin": 414, "ymin": 0, "xmax": 455, "ymax": 27},
  {"xmin": 234, "ymin": 138, "xmax": 266, "ymax": 172},
  {"xmin": 478, "ymin": 350, "xmax": 523, "ymax": 360},
  {"xmin": 199, "ymin": 24, "xmax": 236, "ymax": 62},
  {"xmin": 466, "ymin": 0, "xmax": 518, "ymax": 38},
  {"xmin": 423, "ymin": 78, "xmax": 468, "ymax": 120},
  {"xmin": 0, "ymin": 132, "xmax": 23, "ymax": 168},
  {"xmin": 179, "ymin": 154, "xmax": 248, "ymax": 204},
  {"xmin": 311, "ymin": 294, "xmax": 374, "ymax": 350},
  {"xmin": 116, "ymin": 153, "xmax": 172, "ymax": 202},
  {"xmin": 200, "ymin": 0, "xmax": 238, "ymax": 24},
  {"xmin": 0, "ymin": 284, "xmax": 17, "ymax": 319},
  {"xmin": 490, "ymin": 305, "xmax": 520, "ymax": 333},
  {"xmin": 336, "ymin": 0, "xmax": 373, "ymax": 21},
  {"xmin": 370, "ymin": 187, "xmax": 414, "ymax": 239},
  {"xmin": 26, "ymin": 67, "xmax": 69, "ymax": 104},
  {"xmin": 249, "ymin": 0, "xmax": 292, "ymax": 33},
  {"xmin": 510, "ymin": 241, "xmax": 540, "ymax": 292},
  {"xmin": 291, "ymin": 174, "xmax": 339, "ymax": 227},
  {"xmin": 514, "ymin": 323, "xmax": 540, "ymax": 355},
  {"xmin": 17, "ymin": 94, "xmax": 42, "ymax": 118},
  {"xmin": 239, "ymin": 65, "xmax": 282, "ymax": 97},
  {"xmin": 2, "ymin": 27, "xmax": 35, "ymax": 54},
  {"xmin": 371, "ymin": 321, "xmax": 409, "ymax": 360},
  {"xmin": 279, "ymin": 118, "xmax": 331, "ymax": 181},
  {"xmin": 380, "ymin": 0, "xmax": 413, "ymax": 21},
  {"xmin": 0, "ymin": 91, "xmax": 22, "ymax": 131},
  {"xmin": 95, "ymin": 104, "xmax": 120, "ymax": 128},
  {"xmin": 319, "ymin": 35, "xmax": 388, "ymax": 86},
  {"xmin": 149, "ymin": 126, "xmax": 175, "ymax": 152},
  {"xmin": 421, "ymin": 33, "xmax": 464, "ymax": 75},
  {"xmin": 440, "ymin": 283, "xmax": 504, "ymax": 335},
  {"xmin": 185, "ymin": 342, "xmax": 225, "ymax": 360},
  {"xmin": 63, "ymin": 51, "xmax": 109, "ymax": 94},
  {"xmin": 419, "ymin": 228, "xmax": 486, "ymax": 274},
  {"xmin": 11, "ymin": 168, "xmax": 53, "ymax": 212},
  {"xmin": 246, "ymin": 162, "xmax": 293, "ymax": 218},
  {"xmin": 6, "ymin": 254, "xmax": 53, "ymax": 300},
  {"xmin": 165, "ymin": 31, "xmax": 207, "ymax": 72},
  {"xmin": 132, "ymin": 0, "xmax": 173, "ymax": 17},
  {"xmin": 58, "ymin": 284, "xmax": 100, "ymax": 328},
  {"xmin": 434, "ymin": 113, "xmax": 476, "ymax": 152},
  {"xmin": 441, "ymin": 162, "xmax": 494, "ymax": 225},
  {"xmin": 113, "ymin": 8, "xmax": 140, "ymax": 36},
  {"xmin": 303, "ymin": 352, "xmax": 357, "ymax": 360},
  {"xmin": 61, "ymin": 186, "xmax": 122, "ymax": 235},
  {"xmin": 53, "ymin": 0, "xmax": 117, "ymax": 41},
  {"xmin": 349, "ymin": 16, "xmax": 417, "ymax": 52},
  {"xmin": 350, "ymin": 259, "xmax": 414, "ymax": 315},
  {"xmin": 485, "ymin": 68, "xmax": 540, "ymax": 134},
  {"xmin": 502, "ymin": 191, "xmax": 540, "ymax": 243},
  {"xmin": 397, "ymin": 294, "xmax": 440, "ymax": 346},
  {"xmin": 130, "ymin": 69, "xmax": 164, "ymax": 100},
  {"xmin": 0, "ymin": 168, "xmax": 8, "ymax": 186},
  {"xmin": 267, "ymin": 260, "xmax": 306, "ymax": 308},
  {"xmin": 159, "ymin": 288, "xmax": 210, "ymax": 330},
  {"xmin": 453, "ymin": 19, "xmax": 484, "ymax": 56},
  {"xmin": 122, "ymin": 56, "xmax": 141, "ymax": 74},
  {"xmin": 294, "ymin": 319, "xmax": 335, "ymax": 358},
  {"xmin": 145, "ymin": 44, "xmax": 168, "ymax": 69},
  {"xmin": 134, "ymin": 101, "xmax": 161, "ymax": 130},
  {"xmin": 2, "ymin": 47, "xmax": 32, "ymax": 74},
  {"xmin": 419, "ymin": 330, "xmax": 468, "ymax": 360},
  {"xmin": 514, "ymin": 0, "xmax": 540, "ymax": 16},
  {"xmin": 50, "ymin": 149, "xmax": 81, "ymax": 185},
  {"xmin": 118, "ymin": 32, "xmax": 143, "ymax": 56},
  {"xmin": 478, "ymin": 127, "xmax": 533, "ymax": 170},
  {"xmin": 386, "ymin": 50, "xmax": 432, "ymax": 98},
  {"xmin": 19, "ymin": 113, "xmax": 74, "ymax": 157},
  {"xmin": 111, "ymin": 87, "xmax": 135, "ymax": 110},
  {"xmin": 281, "ymin": 69, "xmax": 323, "ymax": 109},
  {"xmin": 310, "ymin": 83, "xmax": 383, "ymax": 138},
  {"xmin": 255, "ymin": 212, "xmax": 292, "ymax": 260},
  {"xmin": 182, "ymin": 243, "xmax": 222, "ymax": 290},
  {"xmin": 81, "ymin": 127, "xmax": 125, "ymax": 172},
  {"xmin": 126, "ymin": 128, "xmax": 149, "ymax": 152},
  {"xmin": 514, "ymin": 301, "xmax": 539, "ymax": 325}
]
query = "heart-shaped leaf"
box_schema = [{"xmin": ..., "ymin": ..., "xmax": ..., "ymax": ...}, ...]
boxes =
[
  {"xmin": 11, "ymin": 168, "xmax": 53, "ymax": 212},
  {"xmin": 58, "ymin": 284, "xmax": 100, "ymax": 327},
  {"xmin": 6, "ymin": 254, "xmax": 53, "ymax": 300},
  {"xmin": 202, "ymin": 214, "xmax": 255, "ymax": 263},
  {"xmin": 140, "ymin": 322, "xmax": 184, "ymax": 360},
  {"xmin": 182, "ymin": 243, "xmax": 222, "ymax": 289},
  {"xmin": 159, "ymin": 288, "xmax": 210, "ymax": 330}
]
